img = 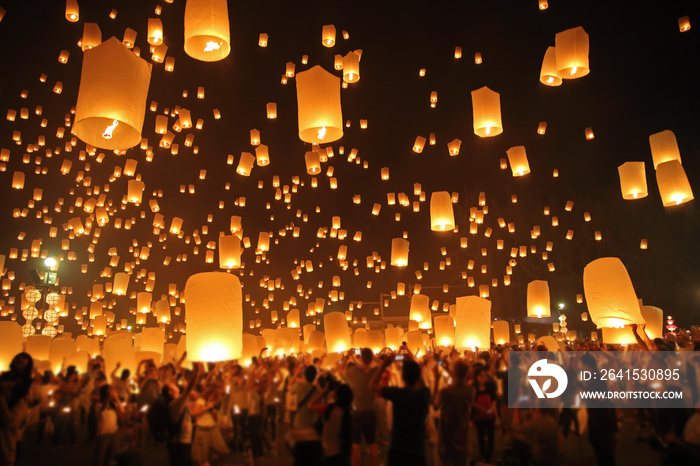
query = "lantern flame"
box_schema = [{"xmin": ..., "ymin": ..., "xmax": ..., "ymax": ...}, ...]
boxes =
[
  {"xmin": 485, "ymin": 126, "xmax": 491, "ymax": 136},
  {"xmin": 571, "ymin": 65, "xmax": 577, "ymax": 75},
  {"xmin": 102, "ymin": 119, "xmax": 119, "ymax": 139},
  {"xmin": 317, "ymin": 126, "xmax": 327, "ymax": 140},
  {"xmin": 204, "ymin": 41, "xmax": 222, "ymax": 53}
]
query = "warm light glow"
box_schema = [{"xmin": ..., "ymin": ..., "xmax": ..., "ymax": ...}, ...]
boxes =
[
  {"xmin": 102, "ymin": 119, "xmax": 119, "ymax": 139},
  {"xmin": 571, "ymin": 65, "xmax": 577, "ymax": 75},
  {"xmin": 485, "ymin": 126, "xmax": 491, "ymax": 136},
  {"xmin": 204, "ymin": 41, "xmax": 222, "ymax": 52},
  {"xmin": 318, "ymin": 126, "xmax": 326, "ymax": 140}
]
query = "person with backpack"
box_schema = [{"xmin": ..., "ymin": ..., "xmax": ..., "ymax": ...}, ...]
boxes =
[{"xmin": 157, "ymin": 362, "xmax": 200, "ymax": 466}]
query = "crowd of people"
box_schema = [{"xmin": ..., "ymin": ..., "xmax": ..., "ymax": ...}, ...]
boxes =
[{"xmin": 1, "ymin": 326, "xmax": 700, "ymax": 466}]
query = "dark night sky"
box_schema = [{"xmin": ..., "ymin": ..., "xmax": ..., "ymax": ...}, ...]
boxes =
[{"xmin": 0, "ymin": 0, "xmax": 699, "ymax": 339}]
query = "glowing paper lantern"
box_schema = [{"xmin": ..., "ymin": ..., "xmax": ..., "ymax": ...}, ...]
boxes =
[
  {"xmin": 583, "ymin": 257, "xmax": 645, "ymax": 328},
  {"xmin": 656, "ymin": 160, "xmax": 694, "ymax": 206},
  {"xmin": 640, "ymin": 305, "xmax": 663, "ymax": 340},
  {"xmin": 25, "ymin": 334, "xmax": 53, "ymax": 362},
  {"xmin": 305, "ymin": 151, "xmax": 321, "ymax": 174},
  {"xmin": 65, "ymin": 0, "xmax": 79, "ymax": 22},
  {"xmin": 113, "ymin": 272, "xmax": 129, "ymax": 295},
  {"xmin": 679, "ymin": 16, "xmax": 691, "ymax": 32},
  {"xmin": 405, "ymin": 330, "xmax": 425, "ymax": 356},
  {"xmin": 649, "ymin": 130, "xmax": 682, "ymax": 169},
  {"xmin": 104, "ymin": 332, "xmax": 137, "ymax": 378},
  {"xmin": 218, "ymin": 235, "xmax": 241, "ymax": 269},
  {"xmin": 409, "ymin": 294, "xmax": 430, "ymax": 324},
  {"xmin": 506, "ymin": 146, "xmax": 531, "ymax": 176},
  {"xmin": 322, "ymin": 24, "xmax": 336, "ymax": 47},
  {"xmin": 390, "ymin": 238, "xmax": 409, "ymax": 266},
  {"xmin": 354, "ymin": 328, "xmax": 369, "ymax": 348},
  {"xmin": 184, "ymin": 0, "xmax": 231, "ymax": 62},
  {"xmin": 471, "ymin": 86, "xmax": 503, "ymax": 137},
  {"xmin": 385, "ymin": 327, "xmax": 403, "ymax": 351},
  {"xmin": 49, "ymin": 338, "xmax": 77, "ymax": 374},
  {"xmin": 324, "ymin": 311, "xmax": 350, "ymax": 353},
  {"xmin": 140, "ymin": 327, "xmax": 164, "ymax": 355},
  {"xmin": 555, "ymin": 26, "xmax": 590, "ymax": 78},
  {"xmin": 237, "ymin": 152, "xmax": 255, "ymax": 176},
  {"xmin": 454, "ymin": 296, "xmax": 491, "ymax": 350},
  {"xmin": 617, "ymin": 162, "xmax": 648, "ymax": 199},
  {"xmin": 492, "ymin": 321, "xmax": 510, "ymax": 345},
  {"xmin": 147, "ymin": 18, "xmax": 163, "ymax": 45},
  {"xmin": 136, "ymin": 292, "xmax": 152, "ymax": 314},
  {"xmin": 527, "ymin": 280, "xmax": 551, "ymax": 318},
  {"xmin": 185, "ymin": 272, "xmax": 242, "ymax": 362},
  {"xmin": 342, "ymin": 52, "xmax": 360, "ymax": 83},
  {"xmin": 433, "ymin": 315, "xmax": 455, "ymax": 347},
  {"xmin": 430, "ymin": 191, "xmax": 455, "ymax": 231},
  {"xmin": 74, "ymin": 38, "xmax": 152, "ymax": 151},
  {"xmin": 601, "ymin": 326, "xmax": 636, "ymax": 345},
  {"xmin": 539, "ymin": 47, "xmax": 562, "ymax": 86},
  {"xmin": 296, "ymin": 65, "xmax": 343, "ymax": 144}
]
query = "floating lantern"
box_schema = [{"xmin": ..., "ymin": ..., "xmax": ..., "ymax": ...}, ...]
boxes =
[
  {"xmin": 492, "ymin": 320, "xmax": 509, "ymax": 345},
  {"xmin": 656, "ymin": 160, "xmax": 694, "ymax": 206},
  {"xmin": 237, "ymin": 152, "xmax": 255, "ymax": 176},
  {"xmin": 322, "ymin": 24, "xmax": 336, "ymax": 47},
  {"xmin": 65, "ymin": 0, "xmax": 79, "ymax": 22},
  {"xmin": 433, "ymin": 315, "xmax": 455, "ymax": 347},
  {"xmin": 305, "ymin": 151, "xmax": 321, "ymax": 174},
  {"xmin": 185, "ymin": 272, "xmax": 242, "ymax": 361},
  {"xmin": 539, "ymin": 47, "xmax": 562, "ymax": 86},
  {"xmin": 413, "ymin": 136, "xmax": 426, "ymax": 153},
  {"xmin": 454, "ymin": 296, "xmax": 491, "ymax": 350},
  {"xmin": 324, "ymin": 312, "xmax": 350, "ymax": 353},
  {"xmin": 430, "ymin": 191, "xmax": 455, "ymax": 231},
  {"xmin": 583, "ymin": 257, "xmax": 645, "ymax": 328},
  {"xmin": 219, "ymin": 235, "xmax": 241, "ymax": 269},
  {"xmin": 296, "ymin": 66, "xmax": 343, "ymax": 144},
  {"xmin": 527, "ymin": 280, "xmax": 551, "ymax": 318},
  {"xmin": 147, "ymin": 18, "xmax": 163, "ymax": 45},
  {"xmin": 679, "ymin": 16, "xmax": 691, "ymax": 32},
  {"xmin": 649, "ymin": 130, "xmax": 681, "ymax": 169},
  {"xmin": 506, "ymin": 146, "xmax": 530, "ymax": 176},
  {"xmin": 137, "ymin": 292, "xmax": 152, "ymax": 314},
  {"xmin": 266, "ymin": 103, "xmax": 277, "ymax": 119},
  {"xmin": 342, "ymin": 52, "xmax": 360, "ymax": 83},
  {"xmin": 471, "ymin": 86, "xmax": 503, "ymax": 137},
  {"xmin": 184, "ymin": 0, "xmax": 231, "ymax": 61},
  {"xmin": 74, "ymin": 38, "xmax": 152, "ymax": 151},
  {"xmin": 555, "ymin": 26, "xmax": 590, "ymax": 78},
  {"xmin": 617, "ymin": 162, "xmax": 648, "ymax": 199},
  {"xmin": 447, "ymin": 139, "xmax": 461, "ymax": 156},
  {"xmin": 390, "ymin": 238, "xmax": 409, "ymax": 266},
  {"xmin": 81, "ymin": 23, "xmax": 102, "ymax": 51},
  {"xmin": 640, "ymin": 305, "xmax": 663, "ymax": 339}
]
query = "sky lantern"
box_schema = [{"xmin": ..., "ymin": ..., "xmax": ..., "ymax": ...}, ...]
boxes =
[
  {"xmin": 140, "ymin": 327, "xmax": 164, "ymax": 355},
  {"xmin": 287, "ymin": 309, "xmax": 300, "ymax": 328},
  {"xmin": 583, "ymin": 257, "xmax": 645, "ymax": 328},
  {"xmin": 527, "ymin": 280, "xmax": 551, "ymax": 318},
  {"xmin": 678, "ymin": 16, "xmax": 691, "ymax": 32},
  {"xmin": 65, "ymin": 0, "xmax": 79, "ymax": 22},
  {"xmin": 617, "ymin": 162, "xmax": 648, "ymax": 199},
  {"xmin": 322, "ymin": 24, "xmax": 336, "ymax": 47},
  {"xmin": 73, "ymin": 38, "xmax": 152, "ymax": 151},
  {"xmin": 454, "ymin": 296, "xmax": 491, "ymax": 350},
  {"xmin": 447, "ymin": 138, "xmax": 461, "ymax": 156},
  {"xmin": 342, "ymin": 52, "xmax": 360, "ymax": 83},
  {"xmin": 640, "ymin": 305, "xmax": 663, "ymax": 339},
  {"xmin": 12, "ymin": 172, "xmax": 24, "ymax": 189},
  {"xmin": 155, "ymin": 300, "xmax": 171, "ymax": 323},
  {"xmin": 539, "ymin": 47, "xmax": 562, "ymax": 86},
  {"xmin": 219, "ymin": 234, "xmax": 241, "ymax": 269},
  {"xmin": 656, "ymin": 160, "xmax": 694, "ymax": 206},
  {"xmin": 471, "ymin": 86, "xmax": 503, "ymax": 137},
  {"xmin": 296, "ymin": 65, "xmax": 343, "ymax": 144},
  {"xmin": 81, "ymin": 23, "xmax": 102, "ymax": 51},
  {"xmin": 184, "ymin": 0, "xmax": 231, "ymax": 62},
  {"xmin": 0, "ymin": 322, "xmax": 22, "ymax": 372},
  {"xmin": 185, "ymin": 272, "xmax": 242, "ymax": 362},
  {"xmin": 255, "ymin": 144, "xmax": 270, "ymax": 166},
  {"xmin": 649, "ymin": 130, "xmax": 681, "ymax": 169},
  {"xmin": 49, "ymin": 338, "xmax": 77, "ymax": 374},
  {"xmin": 506, "ymin": 146, "xmax": 531, "ymax": 176},
  {"xmin": 25, "ymin": 335, "xmax": 52, "ymax": 362},
  {"xmin": 324, "ymin": 311, "xmax": 350, "ymax": 353},
  {"xmin": 555, "ymin": 26, "xmax": 590, "ymax": 78},
  {"xmin": 390, "ymin": 238, "xmax": 409, "ymax": 266},
  {"xmin": 409, "ymin": 294, "xmax": 430, "ymax": 324},
  {"xmin": 147, "ymin": 18, "xmax": 163, "ymax": 45},
  {"xmin": 430, "ymin": 191, "xmax": 455, "ymax": 231},
  {"xmin": 237, "ymin": 152, "xmax": 255, "ymax": 176},
  {"xmin": 433, "ymin": 315, "xmax": 455, "ymax": 347},
  {"xmin": 492, "ymin": 320, "xmax": 510, "ymax": 345},
  {"xmin": 136, "ymin": 292, "xmax": 152, "ymax": 314}
]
